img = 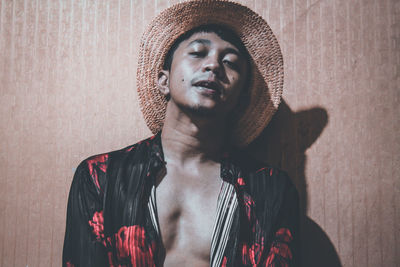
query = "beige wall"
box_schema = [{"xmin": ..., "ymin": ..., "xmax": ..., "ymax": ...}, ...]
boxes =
[{"xmin": 0, "ymin": 0, "xmax": 398, "ymax": 266}]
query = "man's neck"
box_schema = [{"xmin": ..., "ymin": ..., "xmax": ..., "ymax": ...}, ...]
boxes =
[{"xmin": 160, "ymin": 107, "xmax": 228, "ymax": 169}]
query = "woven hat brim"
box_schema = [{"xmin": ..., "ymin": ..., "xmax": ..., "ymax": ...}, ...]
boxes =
[{"xmin": 137, "ymin": 0, "xmax": 283, "ymax": 147}]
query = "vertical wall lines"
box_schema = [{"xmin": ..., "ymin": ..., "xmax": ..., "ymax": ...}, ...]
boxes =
[
  {"xmin": 141, "ymin": 0, "xmax": 144, "ymax": 32},
  {"xmin": 49, "ymin": 1, "xmax": 64, "ymax": 264},
  {"xmin": 15, "ymin": 1, "xmax": 30, "ymax": 265},
  {"xmin": 318, "ymin": 0, "xmax": 325, "ymax": 229},
  {"xmin": 362, "ymin": 0, "xmax": 375, "ymax": 265},
  {"xmin": 374, "ymin": 1, "xmax": 381, "ymax": 265},
  {"xmin": 0, "ymin": 0, "xmax": 3, "ymax": 43},
  {"xmin": 332, "ymin": 0, "xmax": 340, "ymax": 258},
  {"xmin": 294, "ymin": 0, "xmax": 301, "ymax": 206},
  {"xmin": 68, "ymin": 0, "xmax": 74, "ymax": 81},
  {"xmin": 0, "ymin": 0, "xmax": 3, "ymax": 247},
  {"xmin": 21, "ymin": 0, "xmax": 27, "ymax": 86},
  {"xmin": 6, "ymin": 2, "xmax": 17, "ymax": 266},
  {"xmin": 359, "ymin": 2, "xmax": 369, "ymax": 266},
  {"xmin": 279, "ymin": 0, "xmax": 283, "ymax": 35},
  {"xmin": 105, "ymin": 1, "xmax": 109, "ymax": 60},
  {"xmin": 80, "ymin": 0, "xmax": 86, "ymax": 85},
  {"xmin": 374, "ymin": 0, "xmax": 383, "ymax": 264},
  {"xmin": 389, "ymin": 0, "xmax": 400, "ymax": 262},
  {"xmin": 9, "ymin": 0, "xmax": 15, "ymax": 84},
  {"xmin": 117, "ymin": 0, "xmax": 121, "ymax": 78},
  {"xmin": 387, "ymin": 0, "xmax": 397, "ymax": 254},
  {"xmin": 37, "ymin": 0, "xmax": 52, "ymax": 262},
  {"xmin": 292, "ymin": 0, "xmax": 296, "ymax": 109},
  {"xmin": 56, "ymin": 0, "xmax": 63, "ymax": 85},
  {"xmin": 0, "ymin": 0, "xmax": 5, "ymax": 87},
  {"xmin": 347, "ymin": 0, "xmax": 355, "ymax": 264},
  {"xmin": 129, "ymin": 0, "xmax": 133, "ymax": 55},
  {"xmin": 26, "ymin": 2, "xmax": 39, "ymax": 265},
  {"xmin": 94, "ymin": 0, "xmax": 99, "ymax": 105},
  {"xmin": 33, "ymin": 0, "xmax": 39, "ymax": 67}
]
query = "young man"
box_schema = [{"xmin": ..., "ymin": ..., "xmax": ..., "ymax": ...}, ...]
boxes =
[{"xmin": 63, "ymin": 1, "xmax": 299, "ymax": 266}]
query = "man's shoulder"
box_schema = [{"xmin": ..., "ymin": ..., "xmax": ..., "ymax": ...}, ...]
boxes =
[
  {"xmin": 77, "ymin": 135, "xmax": 157, "ymax": 176},
  {"xmin": 230, "ymin": 151, "xmax": 295, "ymax": 194},
  {"xmin": 71, "ymin": 135, "xmax": 158, "ymax": 193},
  {"xmin": 230, "ymin": 150, "xmax": 287, "ymax": 176}
]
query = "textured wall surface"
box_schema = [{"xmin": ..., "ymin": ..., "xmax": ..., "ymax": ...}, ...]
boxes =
[{"xmin": 0, "ymin": 0, "xmax": 399, "ymax": 266}]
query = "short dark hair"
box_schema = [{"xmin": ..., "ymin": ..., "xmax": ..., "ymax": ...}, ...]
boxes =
[{"xmin": 163, "ymin": 24, "xmax": 251, "ymax": 71}]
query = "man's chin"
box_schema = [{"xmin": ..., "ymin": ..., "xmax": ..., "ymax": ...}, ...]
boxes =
[{"xmin": 181, "ymin": 104, "xmax": 218, "ymax": 117}]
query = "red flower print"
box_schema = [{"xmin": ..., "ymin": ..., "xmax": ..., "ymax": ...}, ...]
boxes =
[
  {"xmin": 237, "ymin": 177, "xmax": 245, "ymax": 186},
  {"xmin": 125, "ymin": 144, "xmax": 137, "ymax": 152},
  {"xmin": 255, "ymin": 167, "xmax": 275, "ymax": 176},
  {"xmin": 264, "ymin": 228, "xmax": 293, "ymax": 266},
  {"xmin": 276, "ymin": 228, "xmax": 293, "ymax": 243},
  {"xmin": 89, "ymin": 211, "xmax": 104, "ymax": 241},
  {"xmin": 87, "ymin": 154, "xmax": 108, "ymax": 191},
  {"xmin": 249, "ymin": 241, "xmax": 264, "ymax": 265},
  {"xmin": 241, "ymin": 238, "xmax": 265, "ymax": 266},
  {"xmin": 256, "ymin": 167, "xmax": 268, "ymax": 173},
  {"xmin": 270, "ymin": 242, "xmax": 292, "ymax": 259},
  {"xmin": 65, "ymin": 262, "xmax": 75, "ymax": 267},
  {"xmin": 265, "ymin": 250, "xmax": 289, "ymax": 267},
  {"xmin": 265, "ymin": 253, "xmax": 275, "ymax": 266},
  {"xmin": 87, "ymin": 154, "xmax": 108, "ymax": 172},
  {"xmin": 221, "ymin": 256, "xmax": 228, "ymax": 267},
  {"xmin": 113, "ymin": 225, "xmax": 156, "ymax": 266},
  {"xmin": 243, "ymin": 194, "xmax": 255, "ymax": 221}
]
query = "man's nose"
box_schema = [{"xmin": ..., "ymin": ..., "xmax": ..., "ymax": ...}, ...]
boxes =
[{"xmin": 202, "ymin": 56, "xmax": 222, "ymax": 75}]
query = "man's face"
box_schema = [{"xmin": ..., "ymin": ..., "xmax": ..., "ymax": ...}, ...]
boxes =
[{"xmin": 160, "ymin": 31, "xmax": 249, "ymax": 117}]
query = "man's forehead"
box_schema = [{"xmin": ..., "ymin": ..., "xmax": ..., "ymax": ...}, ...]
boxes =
[{"xmin": 183, "ymin": 32, "xmax": 242, "ymax": 53}]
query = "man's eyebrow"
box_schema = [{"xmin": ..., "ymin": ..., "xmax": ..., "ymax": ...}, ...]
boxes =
[
  {"xmin": 224, "ymin": 47, "xmax": 242, "ymax": 57},
  {"xmin": 187, "ymin": 38, "xmax": 212, "ymax": 47}
]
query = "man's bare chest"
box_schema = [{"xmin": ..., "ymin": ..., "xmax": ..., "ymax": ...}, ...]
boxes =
[{"xmin": 155, "ymin": 168, "xmax": 221, "ymax": 266}]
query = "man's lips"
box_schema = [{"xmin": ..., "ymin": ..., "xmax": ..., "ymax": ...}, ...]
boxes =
[{"xmin": 193, "ymin": 80, "xmax": 222, "ymax": 94}]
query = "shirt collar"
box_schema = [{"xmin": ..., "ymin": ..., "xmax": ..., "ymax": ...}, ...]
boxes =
[{"xmin": 147, "ymin": 131, "xmax": 241, "ymax": 185}]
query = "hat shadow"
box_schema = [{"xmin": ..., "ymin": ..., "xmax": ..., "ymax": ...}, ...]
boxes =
[{"xmin": 245, "ymin": 100, "xmax": 342, "ymax": 267}]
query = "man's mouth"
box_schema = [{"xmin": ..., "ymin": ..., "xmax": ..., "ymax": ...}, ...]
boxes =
[{"xmin": 193, "ymin": 80, "xmax": 222, "ymax": 93}]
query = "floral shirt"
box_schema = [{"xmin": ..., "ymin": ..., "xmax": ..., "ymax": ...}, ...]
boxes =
[{"xmin": 62, "ymin": 133, "xmax": 299, "ymax": 266}]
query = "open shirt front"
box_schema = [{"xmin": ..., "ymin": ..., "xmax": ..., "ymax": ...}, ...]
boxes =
[{"xmin": 63, "ymin": 133, "xmax": 299, "ymax": 266}]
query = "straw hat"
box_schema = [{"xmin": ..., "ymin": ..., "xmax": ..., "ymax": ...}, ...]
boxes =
[{"xmin": 137, "ymin": 0, "xmax": 283, "ymax": 147}]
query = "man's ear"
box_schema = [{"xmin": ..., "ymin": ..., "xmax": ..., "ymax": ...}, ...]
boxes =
[{"xmin": 157, "ymin": 70, "xmax": 170, "ymax": 99}]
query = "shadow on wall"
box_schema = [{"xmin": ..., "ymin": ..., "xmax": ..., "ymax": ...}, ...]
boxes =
[{"xmin": 246, "ymin": 100, "xmax": 342, "ymax": 267}]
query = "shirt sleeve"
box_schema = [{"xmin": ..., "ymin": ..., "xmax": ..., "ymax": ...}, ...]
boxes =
[
  {"xmin": 264, "ymin": 172, "xmax": 300, "ymax": 267},
  {"xmin": 62, "ymin": 161, "xmax": 108, "ymax": 267}
]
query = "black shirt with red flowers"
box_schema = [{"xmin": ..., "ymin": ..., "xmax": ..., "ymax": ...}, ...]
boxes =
[{"xmin": 62, "ymin": 133, "xmax": 300, "ymax": 266}]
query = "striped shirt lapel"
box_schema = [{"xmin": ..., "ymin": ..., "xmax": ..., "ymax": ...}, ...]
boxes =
[{"xmin": 210, "ymin": 181, "xmax": 239, "ymax": 267}]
